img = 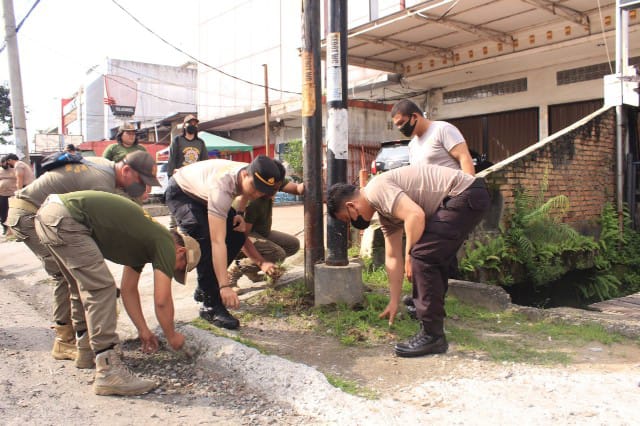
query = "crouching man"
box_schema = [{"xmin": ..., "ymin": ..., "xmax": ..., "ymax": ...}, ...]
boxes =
[
  {"xmin": 35, "ymin": 190, "xmax": 200, "ymax": 396},
  {"xmin": 327, "ymin": 164, "xmax": 489, "ymax": 357}
]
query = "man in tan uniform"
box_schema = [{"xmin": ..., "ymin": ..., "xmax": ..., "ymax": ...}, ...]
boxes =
[
  {"xmin": 6, "ymin": 151, "xmax": 158, "ymax": 365},
  {"xmin": 328, "ymin": 164, "xmax": 489, "ymax": 358},
  {"xmin": 36, "ymin": 190, "xmax": 200, "ymax": 396},
  {"xmin": 165, "ymin": 155, "xmax": 282, "ymax": 329}
]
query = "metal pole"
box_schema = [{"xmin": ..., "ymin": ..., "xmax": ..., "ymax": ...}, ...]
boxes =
[
  {"xmin": 263, "ymin": 64, "xmax": 270, "ymax": 157},
  {"xmin": 615, "ymin": 1, "xmax": 627, "ymax": 232},
  {"xmin": 2, "ymin": 0, "xmax": 29, "ymax": 161},
  {"xmin": 301, "ymin": 0, "xmax": 324, "ymax": 291},
  {"xmin": 325, "ymin": 0, "xmax": 349, "ymax": 266}
]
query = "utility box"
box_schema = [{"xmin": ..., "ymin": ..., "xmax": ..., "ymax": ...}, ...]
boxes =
[{"xmin": 604, "ymin": 67, "xmax": 639, "ymax": 107}]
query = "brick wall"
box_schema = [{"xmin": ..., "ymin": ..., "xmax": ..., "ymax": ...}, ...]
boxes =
[{"xmin": 480, "ymin": 107, "xmax": 616, "ymax": 235}]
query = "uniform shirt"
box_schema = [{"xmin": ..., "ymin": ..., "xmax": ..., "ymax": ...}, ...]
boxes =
[
  {"xmin": 59, "ymin": 190, "xmax": 176, "ymax": 277},
  {"xmin": 363, "ymin": 164, "xmax": 475, "ymax": 236},
  {"xmin": 167, "ymin": 135, "xmax": 208, "ymax": 177},
  {"xmin": 173, "ymin": 159, "xmax": 246, "ymax": 219},
  {"xmin": 16, "ymin": 157, "xmax": 116, "ymax": 207},
  {"xmin": 0, "ymin": 167, "xmax": 17, "ymax": 196},
  {"xmin": 244, "ymin": 197, "xmax": 272, "ymax": 237},
  {"xmin": 408, "ymin": 121, "xmax": 465, "ymax": 170},
  {"xmin": 102, "ymin": 142, "xmax": 148, "ymax": 163},
  {"xmin": 14, "ymin": 160, "xmax": 35, "ymax": 187}
]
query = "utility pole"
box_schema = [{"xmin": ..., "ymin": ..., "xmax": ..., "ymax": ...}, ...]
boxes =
[
  {"xmin": 325, "ymin": 0, "xmax": 349, "ymax": 266},
  {"xmin": 301, "ymin": 0, "xmax": 324, "ymax": 291},
  {"xmin": 313, "ymin": 0, "xmax": 364, "ymax": 306},
  {"xmin": 2, "ymin": 0, "xmax": 29, "ymax": 161},
  {"xmin": 263, "ymin": 64, "xmax": 270, "ymax": 157}
]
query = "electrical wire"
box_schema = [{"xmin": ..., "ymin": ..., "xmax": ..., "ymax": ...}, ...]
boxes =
[
  {"xmin": 0, "ymin": 0, "xmax": 42, "ymax": 54},
  {"xmin": 110, "ymin": 0, "xmax": 302, "ymax": 96},
  {"xmin": 596, "ymin": 0, "xmax": 614, "ymax": 74}
]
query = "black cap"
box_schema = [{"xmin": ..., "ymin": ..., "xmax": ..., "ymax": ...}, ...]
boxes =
[
  {"xmin": 123, "ymin": 151, "xmax": 161, "ymax": 187},
  {"xmin": 247, "ymin": 155, "xmax": 281, "ymax": 196}
]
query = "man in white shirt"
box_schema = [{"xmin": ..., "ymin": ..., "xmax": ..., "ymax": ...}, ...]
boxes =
[{"xmin": 390, "ymin": 99, "xmax": 475, "ymax": 175}]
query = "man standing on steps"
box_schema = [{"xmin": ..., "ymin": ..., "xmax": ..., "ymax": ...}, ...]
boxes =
[
  {"xmin": 35, "ymin": 190, "xmax": 200, "ymax": 396},
  {"xmin": 6, "ymin": 151, "xmax": 158, "ymax": 367},
  {"xmin": 327, "ymin": 164, "xmax": 489, "ymax": 357},
  {"xmin": 391, "ymin": 99, "xmax": 475, "ymax": 175},
  {"xmin": 165, "ymin": 155, "xmax": 281, "ymax": 330}
]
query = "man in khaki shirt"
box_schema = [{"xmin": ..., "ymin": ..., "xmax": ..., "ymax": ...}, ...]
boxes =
[
  {"xmin": 6, "ymin": 151, "xmax": 159, "ymax": 365},
  {"xmin": 328, "ymin": 164, "xmax": 489, "ymax": 358}
]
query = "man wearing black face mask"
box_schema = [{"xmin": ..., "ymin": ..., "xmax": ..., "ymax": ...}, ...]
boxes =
[
  {"xmin": 327, "ymin": 164, "xmax": 489, "ymax": 358},
  {"xmin": 167, "ymin": 114, "xmax": 208, "ymax": 178},
  {"xmin": 391, "ymin": 100, "xmax": 475, "ymax": 176},
  {"xmin": 5, "ymin": 150, "xmax": 159, "ymax": 365}
]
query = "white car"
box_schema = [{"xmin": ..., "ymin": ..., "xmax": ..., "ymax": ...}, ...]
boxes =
[{"xmin": 149, "ymin": 161, "xmax": 168, "ymax": 197}]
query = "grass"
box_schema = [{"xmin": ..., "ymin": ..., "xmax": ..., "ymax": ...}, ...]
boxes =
[
  {"xmin": 191, "ymin": 318, "xmax": 270, "ymax": 354},
  {"xmin": 195, "ymin": 262, "xmax": 637, "ymax": 366},
  {"xmin": 325, "ymin": 373, "xmax": 378, "ymax": 399}
]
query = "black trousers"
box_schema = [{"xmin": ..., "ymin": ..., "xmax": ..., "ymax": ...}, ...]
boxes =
[
  {"xmin": 0, "ymin": 195, "xmax": 9, "ymax": 229},
  {"xmin": 410, "ymin": 179, "xmax": 490, "ymax": 336},
  {"xmin": 165, "ymin": 178, "xmax": 246, "ymax": 308}
]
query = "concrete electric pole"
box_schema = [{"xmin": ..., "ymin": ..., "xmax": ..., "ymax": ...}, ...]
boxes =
[{"xmin": 2, "ymin": 0, "xmax": 29, "ymax": 161}]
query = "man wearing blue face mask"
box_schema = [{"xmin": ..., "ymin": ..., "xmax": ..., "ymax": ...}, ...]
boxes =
[
  {"xmin": 6, "ymin": 150, "xmax": 159, "ymax": 366},
  {"xmin": 327, "ymin": 164, "xmax": 489, "ymax": 358}
]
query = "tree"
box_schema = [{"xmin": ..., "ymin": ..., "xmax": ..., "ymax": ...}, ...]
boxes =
[
  {"xmin": 0, "ymin": 86, "xmax": 12, "ymax": 145},
  {"xmin": 281, "ymin": 139, "xmax": 303, "ymax": 177}
]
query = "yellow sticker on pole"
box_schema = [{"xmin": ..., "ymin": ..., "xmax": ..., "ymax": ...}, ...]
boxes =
[{"xmin": 301, "ymin": 51, "xmax": 316, "ymax": 117}]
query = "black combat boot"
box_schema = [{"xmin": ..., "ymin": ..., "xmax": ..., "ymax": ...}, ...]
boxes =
[{"xmin": 394, "ymin": 322, "xmax": 448, "ymax": 358}]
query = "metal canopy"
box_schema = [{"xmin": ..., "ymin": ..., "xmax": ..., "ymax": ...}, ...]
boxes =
[{"xmin": 327, "ymin": 0, "xmax": 633, "ymax": 91}]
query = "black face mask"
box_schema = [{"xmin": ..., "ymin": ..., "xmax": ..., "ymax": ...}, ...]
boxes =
[
  {"xmin": 399, "ymin": 115, "xmax": 417, "ymax": 137},
  {"xmin": 186, "ymin": 124, "xmax": 197, "ymax": 134},
  {"xmin": 124, "ymin": 182, "xmax": 146, "ymax": 198},
  {"xmin": 351, "ymin": 215, "xmax": 371, "ymax": 230}
]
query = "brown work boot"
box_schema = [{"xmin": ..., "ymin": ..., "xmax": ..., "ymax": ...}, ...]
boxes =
[
  {"xmin": 74, "ymin": 332, "xmax": 95, "ymax": 369},
  {"xmin": 51, "ymin": 324, "xmax": 77, "ymax": 361},
  {"xmin": 93, "ymin": 349, "xmax": 156, "ymax": 396}
]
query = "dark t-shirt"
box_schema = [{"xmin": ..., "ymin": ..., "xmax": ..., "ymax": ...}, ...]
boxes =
[
  {"xmin": 59, "ymin": 190, "xmax": 176, "ymax": 277},
  {"xmin": 167, "ymin": 135, "xmax": 208, "ymax": 176}
]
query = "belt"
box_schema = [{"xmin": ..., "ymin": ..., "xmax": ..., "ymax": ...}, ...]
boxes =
[{"xmin": 8, "ymin": 197, "xmax": 38, "ymax": 214}]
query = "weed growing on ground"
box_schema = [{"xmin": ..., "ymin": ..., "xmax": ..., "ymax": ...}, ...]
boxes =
[
  {"xmin": 325, "ymin": 373, "xmax": 378, "ymax": 399},
  {"xmin": 191, "ymin": 318, "xmax": 270, "ymax": 354},
  {"xmin": 205, "ymin": 272, "xmax": 635, "ymax": 365}
]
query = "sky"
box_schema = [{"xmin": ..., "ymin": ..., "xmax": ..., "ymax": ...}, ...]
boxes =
[{"xmin": 0, "ymin": 0, "xmax": 199, "ymax": 146}]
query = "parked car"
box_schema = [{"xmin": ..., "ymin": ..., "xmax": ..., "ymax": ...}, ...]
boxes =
[
  {"xmin": 370, "ymin": 139, "xmax": 410, "ymax": 175},
  {"xmin": 149, "ymin": 161, "xmax": 168, "ymax": 198},
  {"xmin": 370, "ymin": 140, "xmax": 493, "ymax": 175}
]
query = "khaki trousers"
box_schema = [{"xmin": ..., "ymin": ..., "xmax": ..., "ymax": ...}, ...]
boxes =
[
  {"xmin": 7, "ymin": 203, "xmax": 71, "ymax": 325},
  {"xmin": 234, "ymin": 230, "xmax": 300, "ymax": 279},
  {"xmin": 35, "ymin": 200, "xmax": 118, "ymax": 352}
]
